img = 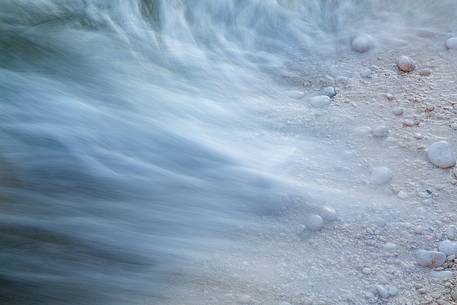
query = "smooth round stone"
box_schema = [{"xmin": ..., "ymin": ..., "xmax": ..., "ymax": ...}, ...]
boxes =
[
  {"xmin": 414, "ymin": 133, "xmax": 424, "ymax": 140},
  {"xmin": 352, "ymin": 34, "xmax": 374, "ymax": 53},
  {"xmin": 414, "ymin": 225, "xmax": 424, "ymax": 234},
  {"xmin": 309, "ymin": 95, "xmax": 332, "ymax": 108},
  {"xmin": 446, "ymin": 37, "xmax": 457, "ymax": 50},
  {"xmin": 320, "ymin": 86, "xmax": 337, "ymax": 98},
  {"xmin": 396, "ymin": 55, "xmax": 415, "ymax": 73},
  {"xmin": 370, "ymin": 167, "xmax": 393, "ymax": 185},
  {"xmin": 431, "ymin": 271, "xmax": 453, "ymax": 280},
  {"xmin": 387, "ymin": 286, "xmax": 399, "ymax": 297},
  {"xmin": 427, "ymin": 141, "xmax": 456, "ymax": 168},
  {"xmin": 397, "ymin": 191, "xmax": 408, "ymax": 199},
  {"xmin": 416, "ymin": 250, "xmax": 446, "ymax": 268},
  {"xmin": 402, "ymin": 119, "xmax": 416, "ymax": 127},
  {"xmin": 319, "ymin": 206, "xmax": 337, "ymax": 221},
  {"xmin": 384, "ymin": 242, "xmax": 397, "ymax": 250},
  {"xmin": 438, "ymin": 240, "xmax": 457, "ymax": 256},
  {"xmin": 375, "ymin": 285, "xmax": 390, "ymax": 298},
  {"xmin": 447, "ymin": 225, "xmax": 457, "ymax": 240},
  {"xmin": 392, "ymin": 107, "xmax": 404, "ymax": 116},
  {"xmin": 306, "ymin": 214, "xmax": 324, "ymax": 231},
  {"xmin": 372, "ymin": 126, "xmax": 389, "ymax": 138}
]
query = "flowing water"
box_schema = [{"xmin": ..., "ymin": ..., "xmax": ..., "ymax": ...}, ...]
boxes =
[{"xmin": 1, "ymin": 1, "xmax": 457, "ymax": 304}]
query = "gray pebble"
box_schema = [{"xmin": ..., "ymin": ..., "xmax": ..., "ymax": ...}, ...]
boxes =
[
  {"xmin": 430, "ymin": 270, "xmax": 453, "ymax": 280},
  {"xmin": 446, "ymin": 37, "xmax": 457, "ymax": 50},
  {"xmin": 392, "ymin": 107, "xmax": 404, "ymax": 116},
  {"xmin": 320, "ymin": 86, "xmax": 337, "ymax": 98},
  {"xmin": 370, "ymin": 166, "xmax": 393, "ymax": 186},
  {"xmin": 309, "ymin": 95, "xmax": 332, "ymax": 108},
  {"xmin": 427, "ymin": 141, "xmax": 456, "ymax": 168},
  {"xmin": 306, "ymin": 214, "xmax": 324, "ymax": 231},
  {"xmin": 438, "ymin": 240, "xmax": 457, "ymax": 256}
]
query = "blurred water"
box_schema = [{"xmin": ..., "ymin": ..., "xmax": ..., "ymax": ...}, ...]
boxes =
[{"xmin": 1, "ymin": 1, "xmax": 457, "ymax": 304}]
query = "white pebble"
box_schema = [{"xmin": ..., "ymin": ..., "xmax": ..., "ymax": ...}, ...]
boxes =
[
  {"xmin": 392, "ymin": 107, "xmax": 404, "ymax": 116},
  {"xmin": 447, "ymin": 225, "xmax": 457, "ymax": 240},
  {"xmin": 306, "ymin": 214, "xmax": 324, "ymax": 231},
  {"xmin": 370, "ymin": 167, "xmax": 393, "ymax": 186},
  {"xmin": 445, "ymin": 37, "xmax": 457, "ymax": 50},
  {"xmin": 352, "ymin": 34, "xmax": 374, "ymax": 53},
  {"xmin": 319, "ymin": 206, "xmax": 337, "ymax": 221},
  {"xmin": 402, "ymin": 119, "xmax": 416, "ymax": 127},
  {"xmin": 375, "ymin": 285, "xmax": 390, "ymax": 298},
  {"xmin": 427, "ymin": 141, "xmax": 456, "ymax": 168},
  {"xmin": 372, "ymin": 126, "xmax": 389, "ymax": 138},
  {"xmin": 397, "ymin": 191, "xmax": 408, "ymax": 199},
  {"xmin": 414, "ymin": 133, "xmax": 424, "ymax": 140},
  {"xmin": 374, "ymin": 285, "xmax": 397, "ymax": 298},
  {"xmin": 414, "ymin": 226, "xmax": 424, "ymax": 234},
  {"xmin": 309, "ymin": 95, "xmax": 332, "ymax": 108},
  {"xmin": 396, "ymin": 55, "xmax": 416, "ymax": 73},
  {"xmin": 384, "ymin": 242, "xmax": 397, "ymax": 250},
  {"xmin": 416, "ymin": 250, "xmax": 446, "ymax": 268},
  {"xmin": 430, "ymin": 271, "xmax": 453, "ymax": 280},
  {"xmin": 387, "ymin": 286, "xmax": 399, "ymax": 297},
  {"xmin": 438, "ymin": 240, "xmax": 457, "ymax": 256}
]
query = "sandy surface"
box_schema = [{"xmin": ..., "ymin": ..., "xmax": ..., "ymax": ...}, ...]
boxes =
[{"xmin": 164, "ymin": 37, "xmax": 457, "ymax": 305}]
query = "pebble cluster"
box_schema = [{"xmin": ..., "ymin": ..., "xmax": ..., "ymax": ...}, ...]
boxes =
[{"xmin": 297, "ymin": 33, "xmax": 457, "ymax": 304}]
